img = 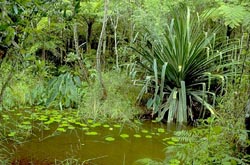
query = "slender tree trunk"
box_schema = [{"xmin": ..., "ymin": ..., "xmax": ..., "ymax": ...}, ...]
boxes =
[
  {"xmin": 73, "ymin": 22, "xmax": 89, "ymax": 83},
  {"xmin": 96, "ymin": 0, "xmax": 109, "ymax": 100},
  {"xmin": 111, "ymin": 15, "xmax": 119, "ymax": 70},
  {"xmin": 85, "ymin": 20, "xmax": 94, "ymax": 53}
]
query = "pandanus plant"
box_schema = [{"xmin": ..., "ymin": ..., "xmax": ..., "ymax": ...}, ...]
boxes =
[{"xmin": 134, "ymin": 7, "xmax": 239, "ymax": 123}]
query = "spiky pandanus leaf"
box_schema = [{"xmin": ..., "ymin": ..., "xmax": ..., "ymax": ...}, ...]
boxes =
[{"xmin": 133, "ymin": 7, "xmax": 239, "ymax": 123}]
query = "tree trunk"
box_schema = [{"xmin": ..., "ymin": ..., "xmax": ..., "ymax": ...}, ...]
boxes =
[
  {"xmin": 73, "ymin": 22, "xmax": 89, "ymax": 83},
  {"xmin": 96, "ymin": 0, "xmax": 108, "ymax": 100},
  {"xmin": 86, "ymin": 20, "xmax": 93, "ymax": 53},
  {"xmin": 111, "ymin": 14, "xmax": 119, "ymax": 70}
]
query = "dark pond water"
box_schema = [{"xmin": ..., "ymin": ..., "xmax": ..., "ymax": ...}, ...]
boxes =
[
  {"xmin": 11, "ymin": 121, "xmax": 186, "ymax": 164},
  {"xmin": 1, "ymin": 109, "xmax": 188, "ymax": 164}
]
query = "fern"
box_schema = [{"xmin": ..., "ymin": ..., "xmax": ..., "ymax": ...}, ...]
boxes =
[{"xmin": 203, "ymin": 2, "xmax": 250, "ymax": 28}]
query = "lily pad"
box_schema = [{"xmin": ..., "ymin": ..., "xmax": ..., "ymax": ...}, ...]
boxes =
[
  {"xmin": 57, "ymin": 127, "xmax": 66, "ymax": 132},
  {"xmin": 162, "ymin": 137, "xmax": 170, "ymax": 141},
  {"xmin": 68, "ymin": 126, "xmax": 75, "ymax": 130},
  {"xmin": 145, "ymin": 135, "xmax": 152, "ymax": 139},
  {"xmin": 85, "ymin": 131, "xmax": 98, "ymax": 136},
  {"xmin": 80, "ymin": 123, "xmax": 87, "ymax": 127},
  {"xmin": 103, "ymin": 124, "xmax": 110, "ymax": 128},
  {"xmin": 141, "ymin": 129, "xmax": 149, "ymax": 134},
  {"xmin": 113, "ymin": 124, "xmax": 121, "ymax": 128},
  {"xmin": 157, "ymin": 128, "xmax": 165, "ymax": 133},
  {"xmin": 120, "ymin": 134, "xmax": 129, "ymax": 138},
  {"xmin": 22, "ymin": 121, "xmax": 31, "ymax": 125},
  {"xmin": 82, "ymin": 127, "xmax": 89, "ymax": 131},
  {"xmin": 133, "ymin": 134, "xmax": 142, "ymax": 138},
  {"xmin": 105, "ymin": 137, "xmax": 115, "ymax": 141},
  {"xmin": 90, "ymin": 123, "xmax": 101, "ymax": 127}
]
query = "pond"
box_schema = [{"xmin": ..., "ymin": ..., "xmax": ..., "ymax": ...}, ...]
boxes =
[{"xmin": 1, "ymin": 109, "xmax": 188, "ymax": 164}]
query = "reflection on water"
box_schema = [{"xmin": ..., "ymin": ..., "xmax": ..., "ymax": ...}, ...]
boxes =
[{"xmin": 12, "ymin": 121, "xmax": 188, "ymax": 164}]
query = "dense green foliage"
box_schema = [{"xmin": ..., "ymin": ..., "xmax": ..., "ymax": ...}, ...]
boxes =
[{"xmin": 0, "ymin": 0, "xmax": 250, "ymax": 163}]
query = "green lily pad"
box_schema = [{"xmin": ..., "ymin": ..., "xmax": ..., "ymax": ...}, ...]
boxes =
[
  {"xmin": 133, "ymin": 134, "xmax": 142, "ymax": 138},
  {"xmin": 105, "ymin": 137, "xmax": 115, "ymax": 141},
  {"xmin": 162, "ymin": 137, "xmax": 170, "ymax": 141},
  {"xmin": 82, "ymin": 127, "xmax": 89, "ymax": 131},
  {"xmin": 61, "ymin": 123, "xmax": 69, "ymax": 127},
  {"xmin": 141, "ymin": 129, "xmax": 149, "ymax": 133},
  {"xmin": 90, "ymin": 123, "xmax": 101, "ymax": 128},
  {"xmin": 103, "ymin": 124, "xmax": 110, "ymax": 128},
  {"xmin": 157, "ymin": 128, "xmax": 165, "ymax": 133},
  {"xmin": 85, "ymin": 131, "xmax": 98, "ymax": 136},
  {"xmin": 80, "ymin": 123, "xmax": 87, "ymax": 127},
  {"xmin": 145, "ymin": 135, "xmax": 152, "ymax": 139},
  {"xmin": 57, "ymin": 127, "xmax": 66, "ymax": 132},
  {"xmin": 22, "ymin": 121, "xmax": 31, "ymax": 125},
  {"xmin": 68, "ymin": 126, "xmax": 75, "ymax": 130},
  {"xmin": 114, "ymin": 124, "xmax": 121, "ymax": 128},
  {"xmin": 120, "ymin": 134, "xmax": 129, "ymax": 138}
]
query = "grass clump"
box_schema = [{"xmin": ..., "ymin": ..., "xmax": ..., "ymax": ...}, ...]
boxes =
[{"xmin": 79, "ymin": 71, "xmax": 141, "ymax": 122}]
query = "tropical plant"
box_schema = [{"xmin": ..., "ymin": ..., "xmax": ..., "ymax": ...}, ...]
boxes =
[{"xmin": 133, "ymin": 6, "xmax": 239, "ymax": 123}]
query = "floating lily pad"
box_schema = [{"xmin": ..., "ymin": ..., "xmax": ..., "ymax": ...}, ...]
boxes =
[
  {"xmin": 141, "ymin": 129, "xmax": 149, "ymax": 133},
  {"xmin": 120, "ymin": 134, "xmax": 129, "ymax": 138},
  {"xmin": 85, "ymin": 131, "xmax": 98, "ymax": 136},
  {"xmin": 57, "ymin": 127, "xmax": 66, "ymax": 132},
  {"xmin": 80, "ymin": 123, "xmax": 87, "ymax": 127},
  {"xmin": 103, "ymin": 124, "xmax": 110, "ymax": 128},
  {"xmin": 68, "ymin": 126, "xmax": 75, "ymax": 130},
  {"xmin": 44, "ymin": 121, "xmax": 53, "ymax": 125},
  {"xmin": 90, "ymin": 123, "xmax": 101, "ymax": 128},
  {"xmin": 82, "ymin": 127, "xmax": 89, "ymax": 131},
  {"xmin": 105, "ymin": 137, "xmax": 115, "ymax": 141},
  {"xmin": 145, "ymin": 135, "xmax": 152, "ymax": 139},
  {"xmin": 113, "ymin": 124, "xmax": 121, "ymax": 128},
  {"xmin": 61, "ymin": 123, "xmax": 69, "ymax": 127},
  {"xmin": 133, "ymin": 134, "xmax": 142, "ymax": 138},
  {"xmin": 75, "ymin": 121, "xmax": 81, "ymax": 125},
  {"xmin": 157, "ymin": 128, "xmax": 165, "ymax": 133},
  {"xmin": 162, "ymin": 137, "xmax": 170, "ymax": 141},
  {"xmin": 22, "ymin": 121, "xmax": 31, "ymax": 125}
]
